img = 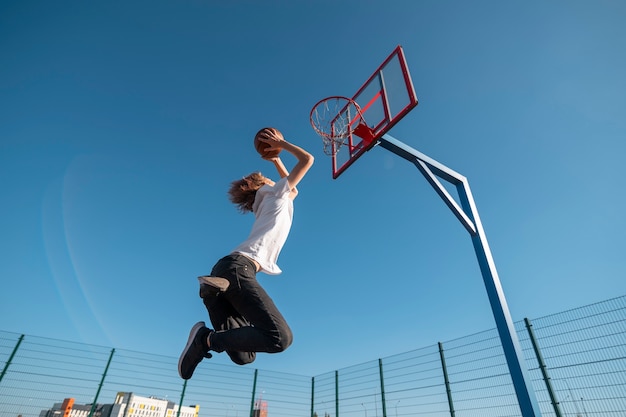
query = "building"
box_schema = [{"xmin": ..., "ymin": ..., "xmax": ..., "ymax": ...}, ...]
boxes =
[
  {"xmin": 252, "ymin": 399, "xmax": 267, "ymax": 417},
  {"xmin": 39, "ymin": 398, "xmax": 103, "ymax": 417},
  {"xmin": 111, "ymin": 392, "xmax": 198, "ymax": 417},
  {"xmin": 38, "ymin": 393, "xmax": 198, "ymax": 417}
]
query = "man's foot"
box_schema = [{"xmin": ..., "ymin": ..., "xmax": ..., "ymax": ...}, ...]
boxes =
[
  {"xmin": 198, "ymin": 276, "xmax": 230, "ymax": 298},
  {"xmin": 178, "ymin": 321, "xmax": 213, "ymax": 379}
]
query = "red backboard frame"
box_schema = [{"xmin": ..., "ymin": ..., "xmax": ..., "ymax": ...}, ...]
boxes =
[{"xmin": 330, "ymin": 45, "xmax": 418, "ymax": 179}]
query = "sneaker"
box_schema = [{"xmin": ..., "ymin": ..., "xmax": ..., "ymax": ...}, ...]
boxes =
[
  {"xmin": 198, "ymin": 276, "xmax": 230, "ymax": 298},
  {"xmin": 178, "ymin": 321, "xmax": 212, "ymax": 379}
]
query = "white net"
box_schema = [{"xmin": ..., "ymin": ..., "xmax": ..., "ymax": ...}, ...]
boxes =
[{"xmin": 310, "ymin": 96, "xmax": 363, "ymax": 155}]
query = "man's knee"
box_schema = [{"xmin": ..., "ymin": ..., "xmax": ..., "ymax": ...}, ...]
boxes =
[
  {"xmin": 228, "ymin": 351, "xmax": 256, "ymax": 366},
  {"xmin": 274, "ymin": 325, "xmax": 293, "ymax": 352}
]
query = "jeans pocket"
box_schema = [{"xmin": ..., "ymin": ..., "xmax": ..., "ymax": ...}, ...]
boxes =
[{"xmin": 235, "ymin": 263, "xmax": 256, "ymax": 291}]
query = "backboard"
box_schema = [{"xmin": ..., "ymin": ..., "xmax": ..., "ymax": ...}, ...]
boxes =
[{"xmin": 311, "ymin": 45, "xmax": 418, "ymax": 179}]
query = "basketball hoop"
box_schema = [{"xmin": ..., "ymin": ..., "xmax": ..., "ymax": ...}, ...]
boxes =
[{"xmin": 310, "ymin": 96, "xmax": 365, "ymax": 156}]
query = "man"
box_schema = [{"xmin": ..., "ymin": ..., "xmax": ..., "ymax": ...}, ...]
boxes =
[{"xmin": 178, "ymin": 127, "xmax": 314, "ymax": 379}]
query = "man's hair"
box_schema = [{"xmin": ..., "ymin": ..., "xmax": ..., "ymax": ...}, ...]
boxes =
[{"xmin": 228, "ymin": 172, "xmax": 267, "ymax": 213}]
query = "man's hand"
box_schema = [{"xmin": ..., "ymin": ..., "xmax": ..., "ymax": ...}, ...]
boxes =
[{"xmin": 257, "ymin": 128, "xmax": 285, "ymax": 156}]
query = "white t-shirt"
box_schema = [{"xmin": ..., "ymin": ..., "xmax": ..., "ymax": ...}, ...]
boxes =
[{"xmin": 232, "ymin": 177, "xmax": 293, "ymax": 275}]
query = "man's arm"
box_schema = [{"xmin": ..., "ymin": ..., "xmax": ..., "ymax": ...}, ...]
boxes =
[
  {"xmin": 266, "ymin": 156, "xmax": 298, "ymax": 198},
  {"xmin": 267, "ymin": 157, "xmax": 289, "ymax": 179}
]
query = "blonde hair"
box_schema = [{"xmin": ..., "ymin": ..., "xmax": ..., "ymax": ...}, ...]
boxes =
[{"xmin": 228, "ymin": 172, "xmax": 267, "ymax": 213}]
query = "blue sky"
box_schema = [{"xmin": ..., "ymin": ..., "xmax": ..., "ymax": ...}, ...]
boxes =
[{"xmin": 1, "ymin": 1, "xmax": 625, "ymax": 376}]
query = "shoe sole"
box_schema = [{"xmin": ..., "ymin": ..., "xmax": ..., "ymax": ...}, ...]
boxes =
[
  {"xmin": 178, "ymin": 321, "xmax": 205, "ymax": 379},
  {"xmin": 198, "ymin": 276, "xmax": 230, "ymax": 292}
]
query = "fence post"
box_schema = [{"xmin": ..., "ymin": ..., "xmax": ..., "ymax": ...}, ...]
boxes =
[
  {"xmin": 438, "ymin": 342, "xmax": 455, "ymax": 417},
  {"xmin": 378, "ymin": 359, "xmax": 387, "ymax": 417},
  {"xmin": 176, "ymin": 379, "xmax": 188, "ymax": 417},
  {"xmin": 0, "ymin": 334, "xmax": 24, "ymax": 385},
  {"xmin": 335, "ymin": 370, "xmax": 339, "ymax": 417},
  {"xmin": 311, "ymin": 377, "xmax": 315, "ymax": 417},
  {"xmin": 88, "ymin": 348, "xmax": 115, "ymax": 417},
  {"xmin": 249, "ymin": 369, "xmax": 258, "ymax": 417},
  {"xmin": 524, "ymin": 318, "xmax": 563, "ymax": 417}
]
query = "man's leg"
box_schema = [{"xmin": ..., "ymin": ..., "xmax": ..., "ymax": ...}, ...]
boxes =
[
  {"xmin": 208, "ymin": 255, "xmax": 293, "ymax": 354},
  {"xmin": 201, "ymin": 292, "xmax": 256, "ymax": 365}
]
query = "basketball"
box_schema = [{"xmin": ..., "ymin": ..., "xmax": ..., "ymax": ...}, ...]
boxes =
[{"xmin": 254, "ymin": 128, "xmax": 282, "ymax": 158}]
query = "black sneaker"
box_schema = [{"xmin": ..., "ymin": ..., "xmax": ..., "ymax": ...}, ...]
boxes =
[{"xmin": 178, "ymin": 321, "xmax": 212, "ymax": 379}]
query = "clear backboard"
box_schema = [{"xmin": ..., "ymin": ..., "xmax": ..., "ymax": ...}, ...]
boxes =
[{"xmin": 310, "ymin": 45, "xmax": 418, "ymax": 179}]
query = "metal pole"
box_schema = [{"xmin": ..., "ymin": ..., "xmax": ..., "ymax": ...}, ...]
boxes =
[
  {"xmin": 524, "ymin": 318, "xmax": 563, "ymax": 417},
  {"xmin": 0, "ymin": 334, "xmax": 24, "ymax": 385},
  {"xmin": 250, "ymin": 369, "xmax": 258, "ymax": 417},
  {"xmin": 335, "ymin": 370, "xmax": 339, "ymax": 417},
  {"xmin": 88, "ymin": 348, "xmax": 115, "ymax": 417},
  {"xmin": 438, "ymin": 342, "xmax": 455, "ymax": 417},
  {"xmin": 311, "ymin": 377, "xmax": 315, "ymax": 417},
  {"xmin": 458, "ymin": 180, "xmax": 542, "ymax": 417},
  {"xmin": 378, "ymin": 359, "xmax": 387, "ymax": 417},
  {"xmin": 176, "ymin": 380, "xmax": 187, "ymax": 417},
  {"xmin": 378, "ymin": 135, "xmax": 542, "ymax": 417}
]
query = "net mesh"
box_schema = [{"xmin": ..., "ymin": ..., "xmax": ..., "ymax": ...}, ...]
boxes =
[{"xmin": 310, "ymin": 96, "xmax": 363, "ymax": 155}]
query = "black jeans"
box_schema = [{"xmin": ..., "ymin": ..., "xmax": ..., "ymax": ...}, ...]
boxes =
[{"xmin": 201, "ymin": 254, "xmax": 293, "ymax": 365}]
